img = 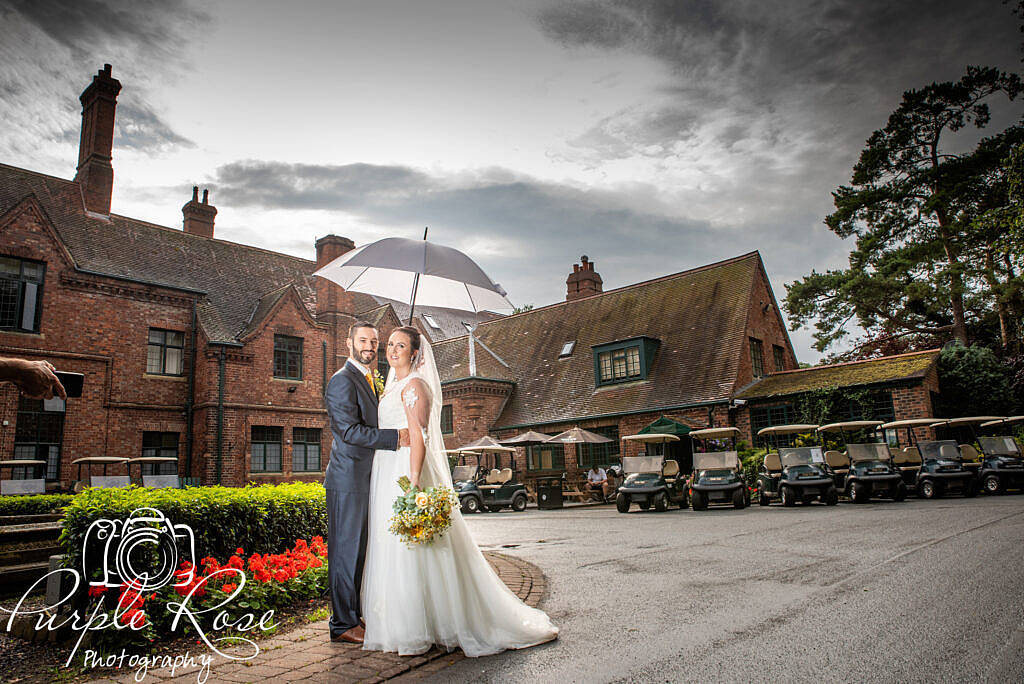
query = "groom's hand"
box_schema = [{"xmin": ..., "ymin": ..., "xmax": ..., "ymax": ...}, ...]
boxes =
[{"xmin": 398, "ymin": 428, "xmax": 410, "ymax": 447}]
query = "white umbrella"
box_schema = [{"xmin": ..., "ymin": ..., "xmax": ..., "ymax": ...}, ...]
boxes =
[{"xmin": 313, "ymin": 231, "xmax": 512, "ymax": 323}]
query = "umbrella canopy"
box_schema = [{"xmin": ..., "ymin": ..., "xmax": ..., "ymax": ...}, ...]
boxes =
[
  {"xmin": 455, "ymin": 435, "xmax": 516, "ymax": 453},
  {"xmin": 545, "ymin": 427, "xmax": 613, "ymax": 444},
  {"xmin": 638, "ymin": 416, "xmax": 692, "ymax": 436},
  {"xmin": 313, "ymin": 236, "xmax": 512, "ymax": 316},
  {"xmin": 499, "ymin": 431, "xmax": 553, "ymax": 446},
  {"xmin": 621, "ymin": 433, "xmax": 680, "ymax": 444}
]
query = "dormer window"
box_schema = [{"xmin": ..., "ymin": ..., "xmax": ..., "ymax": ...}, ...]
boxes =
[
  {"xmin": 559, "ymin": 341, "xmax": 576, "ymax": 358},
  {"xmin": 422, "ymin": 313, "xmax": 441, "ymax": 330},
  {"xmin": 592, "ymin": 337, "xmax": 659, "ymax": 387}
]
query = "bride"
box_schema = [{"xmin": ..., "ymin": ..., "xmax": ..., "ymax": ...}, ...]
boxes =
[{"xmin": 361, "ymin": 325, "xmax": 559, "ymax": 657}]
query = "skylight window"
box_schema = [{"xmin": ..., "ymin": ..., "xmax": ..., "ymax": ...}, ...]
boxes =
[
  {"xmin": 559, "ymin": 341, "xmax": 576, "ymax": 358},
  {"xmin": 422, "ymin": 313, "xmax": 441, "ymax": 329}
]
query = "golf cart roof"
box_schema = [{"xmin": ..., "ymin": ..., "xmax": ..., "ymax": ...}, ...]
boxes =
[
  {"xmin": 981, "ymin": 415, "xmax": 1024, "ymax": 428},
  {"xmin": 757, "ymin": 424, "xmax": 819, "ymax": 436},
  {"xmin": 930, "ymin": 416, "xmax": 1004, "ymax": 428},
  {"xmin": 778, "ymin": 446, "xmax": 825, "ymax": 467},
  {"xmin": 446, "ymin": 449, "xmax": 479, "ymax": 456},
  {"xmin": 846, "ymin": 443, "xmax": 892, "ymax": 462},
  {"xmin": 817, "ymin": 420, "xmax": 883, "ymax": 433},
  {"xmin": 622, "ymin": 433, "xmax": 680, "ymax": 443},
  {"xmin": 689, "ymin": 427, "xmax": 741, "ymax": 440},
  {"xmin": 879, "ymin": 418, "xmax": 939, "ymax": 428},
  {"xmin": 693, "ymin": 451, "xmax": 739, "ymax": 470},
  {"xmin": 621, "ymin": 455, "xmax": 664, "ymax": 473}
]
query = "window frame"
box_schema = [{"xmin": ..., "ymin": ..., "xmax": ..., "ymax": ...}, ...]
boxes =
[
  {"xmin": 440, "ymin": 404, "xmax": 454, "ymax": 434},
  {"xmin": 273, "ymin": 334, "xmax": 304, "ymax": 380},
  {"xmin": 251, "ymin": 426, "xmax": 283, "ymax": 473},
  {"xmin": 13, "ymin": 395, "xmax": 64, "ymax": 480},
  {"xmin": 559, "ymin": 341, "xmax": 576, "ymax": 358},
  {"xmin": 422, "ymin": 313, "xmax": 441, "ymax": 330},
  {"xmin": 292, "ymin": 427, "xmax": 322, "ymax": 472},
  {"xmin": 577, "ymin": 425, "xmax": 621, "ymax": 469},
  {"xmin": 526, "ymin": 443, "xmax": 565, "ymax": 472},
  {"xmin": 750, "ymin": 337, "xmax": 765, "ymax": 378},
  {"xmin": 772, "ymin": 344, "xmax": 786, "ymax": 372},
  {"xmin": 146, "ymin": 328, "xmax": 185, "ymax": 376},
  {"xmin": 0, "ymin": 255, "xmax": 46, "ymax": 333},
  {"xmin": 592, "ymin": 337, "xmax": 659, "ymax": 387},
  {"xmin": 141, "ymin": 431, "xmax": 179, "ymax": 476}
]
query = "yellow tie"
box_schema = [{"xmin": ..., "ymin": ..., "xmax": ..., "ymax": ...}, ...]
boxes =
[{"xmin": 365, "ymin": 371, "xmax": 376, "ymax": 397}]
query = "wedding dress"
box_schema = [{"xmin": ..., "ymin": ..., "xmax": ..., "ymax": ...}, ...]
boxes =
[{"xmin": 361, "ymin": 339, "xmax": 558, "ymax": 657}]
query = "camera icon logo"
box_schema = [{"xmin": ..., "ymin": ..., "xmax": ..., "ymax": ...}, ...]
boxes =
[{"xmin": 83, "ymin": 507, "xmax": 196, "ymax": 591}]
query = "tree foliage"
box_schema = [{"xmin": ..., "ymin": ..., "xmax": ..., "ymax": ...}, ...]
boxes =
[
  {"xmin": 785, "ymin": 66, "xmax": 1023, "ymax": 358},
  {"xmin": 934, "ymin": 343, "xmax": 1017, "ymax": 417}
]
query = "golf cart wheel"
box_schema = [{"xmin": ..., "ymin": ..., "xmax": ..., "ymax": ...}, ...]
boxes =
[
  {"xmin": 462, "ymin": 496, "xmax": 482, "ymax": 514},
  {"xmin": 850, "ymin": 482, "xmax": 869, "ymax": 504},
  {"xmin": 824, "ymin": 487, "xmax": 839, "ymax": 506},
  {"xmin": 511, "ymin": 494, "xmax": 528, "ymax": 511},
  {"xmin": 984, "ymin": 475, "xmax": 1002, "ymax": 495},
  {"xmin": 691, "ymin": 490, "xmax": 707, "ymax": 511},
  {"xmin": 758, "ymin": 488, "xmax": 770, "ymax": 506},
  {"xmin": 616, "ymin": 493, "xmax": 630, "ymax": 513},
  {"xmin": 894, "ymin": 483, "xmax": 907, "ymax": 502},
  {"xmin": 653, "ymin": 492, "xmax": 668, "ymax": 512},
  {"xmin": 781, "ymin": 486, "xmax": 796, "ymax": 507},
  {"xmin": 732, "ymin": 488, "xmax": 745, "ymax": 509},
  {"xmin": 918, "ymin": 480, "xmax": 937, "ymax": 499}
]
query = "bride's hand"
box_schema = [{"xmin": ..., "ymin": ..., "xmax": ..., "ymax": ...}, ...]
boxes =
[{"xmin": 410, "ymin": 472, "xmax": 421, "ymax": 490}]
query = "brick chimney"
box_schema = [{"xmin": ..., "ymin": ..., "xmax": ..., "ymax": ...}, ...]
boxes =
[
  {"xmin": 74, "ymin": 64, "xmax": 122, "ymax": 216},
  {"xmin": 182, "ymin": 187, "xmax": 217, "ymax": 238},
  {"xmin": 566, "ymin": 255, "xmax": 603, "ymax": 301},
  {"xmin": 315, "ymin": 235, "xmax": 357, "ymax": 315}
]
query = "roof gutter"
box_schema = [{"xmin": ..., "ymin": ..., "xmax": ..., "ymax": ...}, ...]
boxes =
[
  {"xmin": 74, "ymin": 267, "xmax": 208, "ymax": 295},
  {"xmin": 494, "ymin": 398, "xmax": 729, "ymax": 431}
]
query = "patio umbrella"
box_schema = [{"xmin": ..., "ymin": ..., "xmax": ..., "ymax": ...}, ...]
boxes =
[
  {"xmin": 545, "ymin": 427, "xmax": 613, "ymax": 444},
  {"xmin": 455, "ymin": 435, "xmax": 517, "ymax": 453},
  {"xmin": 312, "ymin": 229, "xmax": 513, "ymax": 323},
  {"xmin": 499, "ymin": 431, "xmax": 553, "ymax": 446}
]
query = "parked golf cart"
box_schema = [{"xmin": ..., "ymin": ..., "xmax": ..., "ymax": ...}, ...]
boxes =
[
  {"xmin": 452, "ymin": 438, "xmax": 530, "ymax": 513},
  {"xmin": 816, "ymin": 421, "xmax": 906, "ymax": 503},
  {"xmin": 974, "ymin": 416, "xmax": 1024, "ymax": 494},
  {"xmin": 879, "ymin": 418, "xmax": 939, "ymax": 490},
  {"xmin": 616, "ymin": 433, "xmax": 688, "ymax": 512},
  {"xmin": 900, "ymin": 438, "xmax": 979, "ymax": 499},
  {"xmin": 756, "ymin": 424, "xmax": 838, "ymax": 507},
  {"xmin": 688, "ymin": 427, "xmax": 749, "ymax": 510}
]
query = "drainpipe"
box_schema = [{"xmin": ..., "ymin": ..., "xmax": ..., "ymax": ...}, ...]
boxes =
[
  {"xmin": 322, "ymin": 340, "xmax": 328, "ymax": 393},
  {"xmin": 216, "ymin": 346, "xmax": 225, "ymax": 485},
  {"xmin": 185, "ymin": 301, "xmax": 197, "ymax": 480}
]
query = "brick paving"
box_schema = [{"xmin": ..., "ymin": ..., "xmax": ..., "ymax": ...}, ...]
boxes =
[{"xmin": 83, "ymin": 552, "xmax": 546, "ymax": 684}]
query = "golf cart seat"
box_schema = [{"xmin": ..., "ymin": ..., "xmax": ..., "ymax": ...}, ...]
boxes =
[
  {"xmin": 824, "ymin": 450, "xmax": 849, "ymax": 473},
  {"xmin": 889, "ymin": 446, "xmax": 902, "ymax": 460},
  {"xmin": 763, "ymin": 453, "xmax": 782, "ymax": 476},
  {"xmin": 478, "ymin": 469, "xmax": 503, "ymax": 490},
  {"xmin": 896, "ymin": 447, "xmax": 922, "ymax": 470},
  {"xmin": 498, "ymin": 467, "xmax": 513, "ymax": 483},
  {"xmin": 662, "ymin": 459, "xmax": 679, "ymax": 484},
  {"xmin": 958, "ymin": 444, "xmax": 980, "ymax": 462}
]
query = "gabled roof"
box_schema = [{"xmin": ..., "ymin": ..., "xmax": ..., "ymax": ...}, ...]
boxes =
[
  {"xmin": 735, "ymin": 349, "xmax": 940, "ymax": 400},
  {"xmin": 379, "ymin": 299, "xmax": 501, "ymax": 341},
  {"xmin": 435, "ymin": 252, "xmax": 763, "ymax": 428}
]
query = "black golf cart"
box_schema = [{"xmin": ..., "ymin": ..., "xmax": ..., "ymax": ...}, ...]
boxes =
[
  {"xmin": 975, "ymin": 416, "xmax": 1024, "ymax": 494},
  {"xmin": 451, "ymin": 444, "xmax": 529, "ymax": 513},
  {"xmin": 615, "ymin": 454, "xmax": 689, "ymax": 513},
  {"xmin": 816, "ymin": 421, "xmax": 906, "ymax": 503},
  {"xmin": 756, "ymin": 424, "xmax": 838, "ymax": 507},
  {"xmin": 910, "ymin": 440, "xmax": 979, "ymax": 499},
  {"xmin": 880, "ymin": 418, "xmax": 941, "ymax": 491},
  {"xmin": 688, "ymin": 427, "xmax": 749, "ymax": 510}
]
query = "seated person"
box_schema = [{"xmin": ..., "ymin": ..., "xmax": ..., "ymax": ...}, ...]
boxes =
[{"xmin": 585, "ymin": 464, "xmax": 611, "ymax": 499}]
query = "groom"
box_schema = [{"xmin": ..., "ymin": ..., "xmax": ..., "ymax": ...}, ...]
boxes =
[{"xmin": 324, "ymin": 321, "xmax": 409, "ymax": 644}]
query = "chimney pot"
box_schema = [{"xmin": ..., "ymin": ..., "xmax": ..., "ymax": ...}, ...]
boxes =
[
  {"xmin": 566, "ymin": 255, "xmax": 603, "ymax": 301},
  {"xmin": 183, "ymin": 186, "xmax": 217, "ymax": 238},
  {"xmin": 315, "ymin": 235, "xmax": 358, "ymax": 317},
  {"xmin": 202, "ymin": 189, "xmax": 209, "ymax": 204},
  {"xmin": 74, "ymin": 65, "xmax": 122, "ymax": 215}
]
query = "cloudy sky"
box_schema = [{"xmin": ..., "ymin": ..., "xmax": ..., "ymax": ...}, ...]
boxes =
[{"xmin": 0, "ymin": 0, "xmax": 1020, "ymax": 361}]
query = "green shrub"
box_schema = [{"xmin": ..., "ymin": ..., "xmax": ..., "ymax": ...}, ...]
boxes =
[
  {"xmin": 59, "ymin": 482, "xmax": 327, "ymax": 578},
  {"xmin": 0, "ymin": 493, "xmax": 74, "ymax": 516},
  {"xmin": 737, "ymin": 441, "xmax": 766, "ymax": 487}
]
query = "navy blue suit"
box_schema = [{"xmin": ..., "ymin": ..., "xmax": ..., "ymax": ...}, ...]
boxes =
[{"xmin": 324, "ymin": 361, "xmax": 398, "ymax": 636}]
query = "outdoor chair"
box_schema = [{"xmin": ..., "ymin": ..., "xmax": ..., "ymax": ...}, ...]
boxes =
[
  {"xmin": 824, "ymin": 450, "xmax": 850, "ymax": 475},
  {"xmin": 763, "ymin": 452, "xmax": 782, "ymax": 477},
  {"xmin": 662, "ymin": 459, "xmax": 679, "ymax": 484}
]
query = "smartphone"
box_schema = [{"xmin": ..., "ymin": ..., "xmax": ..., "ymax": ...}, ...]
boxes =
[{"xmin": 54, "ymin": 371, "xmax": 84, "ymax": 398}]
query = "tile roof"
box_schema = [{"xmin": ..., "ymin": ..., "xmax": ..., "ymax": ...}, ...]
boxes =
[
  {"xmin": 0, "ymin": 163, "xmax": 476, "ymax": 343},
  {"xmin": 434, "ymin": 252, "xmax": 762, "ymax": 428},
  {"xmin": 378, "ymin": 299, "xmax": 501, "ymax": 341},
  {"xmin": 735, "ymin": 349, "xmax": 940, "ymax": 399}
]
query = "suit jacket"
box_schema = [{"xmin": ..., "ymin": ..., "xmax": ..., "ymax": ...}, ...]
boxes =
[{"xmin": 323, "ymin": 361, "xmax": 399, "ymax": 492}]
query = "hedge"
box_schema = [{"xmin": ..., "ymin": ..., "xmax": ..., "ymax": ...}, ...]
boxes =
[
  {"xmin": 0, "ymin": 493, "xmax": 74, "ymax": 516},
  {"xmin": 59, "ymin": 482, "xmax": 328, "ymax": 581}
]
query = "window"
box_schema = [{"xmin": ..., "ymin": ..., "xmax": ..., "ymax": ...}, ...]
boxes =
[
  {"xmin": 772, "ymin": 345, "xmax": 786, "ymax": 372},
  {"xmin": 559, "ymin": 341, "xmax": 576, "ymax": 358},
  {"xmin": 141, "ymin": 432, "xmax": 178, "ymax": 476},
  {"xmin": 14, "ymin": 396, "xmax": 64, "ymax": 480},
  {"xmin": 0, "ymin": 255, "xmax": 45, "ymax": 333},
  {"xmin": 578, "ymin": 425, "xmax": 620, "ymax": 469},
  {"xmin": 837, "ymin": 390, "xmax": 895, "ymax": 422},
  {"xmin": 527, "ymin": 444, "xmax": 565, "ymax": 471},
  {"xmin": 422, "ymin": 313, "xmax": 441, "ymax": 330},
  {"xmin": 750, "ymin": 404, "xmax": 794, "ymax": 436},
  {"xmin": 292, "ymin": 428, "xmax": 322, "ymax": 472},
  {"xmin": 147, "ymin": 329, "xmax": 184, "ymax": 375},
  {"xmin": 592, "ymin": 337, "xmax": 659, "ymax": 387},
  {"xmin": 251, "ymin": 426, "xmax": 282, "ymax": 472},
  {"xmin": 273, "ymin": 335, "xmax": 303, "ymax": 380},
  {"xmin": 441, "ymin": 405, "xmax": 454, "ymax": 434},
  {"xmin": 750, "ymin": 337, "xmax": 765, "ymax": 378}
]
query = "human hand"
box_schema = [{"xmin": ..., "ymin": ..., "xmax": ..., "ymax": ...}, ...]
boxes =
[
  {"xmin": 398, "ymin": 428, "xmax": 410, "ymax": 447},
  {"xmin": 3, "ymin": 359, "xmax": 67, "ymax": 400},
  {"xmin": 410, "ymin": 472, "xmax": 421, "ymax": 489}
]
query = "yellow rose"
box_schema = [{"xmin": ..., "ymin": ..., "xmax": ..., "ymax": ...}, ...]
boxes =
[{"xmin": 415, "ymin": 492, "xmax": 430, "ymax": 508}]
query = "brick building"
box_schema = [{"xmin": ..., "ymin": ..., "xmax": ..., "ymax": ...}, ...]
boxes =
[{"xmin": 0, "ymin": 66, "xmax": 490, "ymax": 491}]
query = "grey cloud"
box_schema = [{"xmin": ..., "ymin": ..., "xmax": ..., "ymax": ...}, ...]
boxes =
[{"xmin": 113, "ymin": 102, "xmax": 195, "ymax": 152}]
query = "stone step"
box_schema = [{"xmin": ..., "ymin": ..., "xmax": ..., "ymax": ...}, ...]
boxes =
[
  {"xmin": 0, "ymin": 560, "xmax": 52, "ymax": 592},
  {"xmin": 0, "ymin": 521, "xmax": 62, "ymax": 546},
  {"xmin": 0, "ymin": 514, "xmax": 62, "ymax": 526},
  {"xmin": 0, "ymin": 544, "xmax": 61, "ymax": 566}
]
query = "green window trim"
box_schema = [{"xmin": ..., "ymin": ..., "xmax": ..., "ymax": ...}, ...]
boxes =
[
  {"xmin": 578, "ymin": 425, "xmax": 621, "ymax": 469},
  {"xmin": 441, "ymin": 405, "xmax": 454, "ymax": 434},
  {"xmin": 273, "ymin": 334, "xmax": 303, "ymax": 380},
  {"xmin": 147, "ymin": 328, "xmax": 185, "ymax": 376},
  {"xmin": 526, "ymin": 443, "xmax": 565, "ymax": 471},
  {"xmin": 772, "ymin": 344, "xmax": 786, "ymax": 372},
  {"xmin": 592, "ymin": 337, "xmax": 659, "ymax": 387}
]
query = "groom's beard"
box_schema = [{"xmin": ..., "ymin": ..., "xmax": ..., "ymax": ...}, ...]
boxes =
[{"xmin": 356, "ymin": 350, "xmax": 376, "ymax": 365}]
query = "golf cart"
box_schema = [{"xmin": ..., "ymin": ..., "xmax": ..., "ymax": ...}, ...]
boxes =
[
  {"xmin": 451, "ymin": 439, "xmax": 530, "ymax": 513},
  {"xmin": 756, "ymin": 424, "xmax": 838, "ymax": 507},
  {"xmin": 688, "ymin": 427, "xmax": 749, "ymax": 510},
  {"xmin": 816, "ymin": 421, "xmax": 906, "ymax": 503},
  {"xmin": 616, "ymin": 433, "xmax": 688, "ymax": 512},
  {"xmin": 879, "ymin": 418, "xmax": 940, "ymax": 490},
  {"xmin": 910, "ymin": 440, "xmax": 978, "ymax": 499},
  {"xmin": 974, "ymin": 416, "xmax": 1024, "ymax": 494}
]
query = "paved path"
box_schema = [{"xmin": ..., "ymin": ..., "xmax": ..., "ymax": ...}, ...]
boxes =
[{"xmin": 82, "ymin": 552, "xmax": 546, "ymax": 684}]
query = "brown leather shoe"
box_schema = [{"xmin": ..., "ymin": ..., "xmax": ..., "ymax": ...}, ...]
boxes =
[{"xmin": 331, "ymin": 624, "xmax": 364, "ymax": 644}]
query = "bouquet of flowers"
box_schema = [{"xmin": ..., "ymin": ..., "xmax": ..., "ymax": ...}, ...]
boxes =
[{"xmin": 389, "ymin": 475, "xmax": 460, "ymax": 546}]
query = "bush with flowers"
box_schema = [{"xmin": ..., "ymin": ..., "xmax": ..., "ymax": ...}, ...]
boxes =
[{"xmin": 80, "ymin": 537, "xmax": 329, "ymax": 655}]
